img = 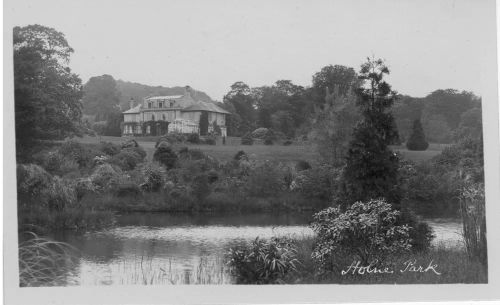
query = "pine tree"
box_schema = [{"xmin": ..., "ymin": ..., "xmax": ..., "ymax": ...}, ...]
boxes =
[
  {"xmin": 406, "ymin": 119, "xmax": 429, "ymax": 151},
  {"xmin": 342, "ymin": 57, "xmax": 401, "ymax": 207}
]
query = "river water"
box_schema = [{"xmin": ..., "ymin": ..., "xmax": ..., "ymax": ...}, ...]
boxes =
[{"xmin": 50, "ymin": 213, "xmax": 463, "ymax": 285}]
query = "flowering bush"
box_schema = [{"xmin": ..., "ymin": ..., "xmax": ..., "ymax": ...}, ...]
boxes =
[
  {"xmin": 227, "ymin": 237, "xmax": 299, "ymax": 284},
  {"xmin": 311, "ymin": 199, "xmax": 411, "ymax": 271}
]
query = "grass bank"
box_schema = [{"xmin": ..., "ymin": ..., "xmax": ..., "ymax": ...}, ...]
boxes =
[{"xmin": 75, "ymin": 135, "xmax": 445, "ymax": 163}]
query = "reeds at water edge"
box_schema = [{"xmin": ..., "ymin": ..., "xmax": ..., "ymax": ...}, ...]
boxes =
[{"xmin": 459, "ymin": 182, "xmax": 487, "ymax": 267}]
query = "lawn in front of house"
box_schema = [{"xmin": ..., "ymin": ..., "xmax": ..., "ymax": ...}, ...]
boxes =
[{"xmin": 74, "ymin": 135, "xmax": 447, "ymax": 163}]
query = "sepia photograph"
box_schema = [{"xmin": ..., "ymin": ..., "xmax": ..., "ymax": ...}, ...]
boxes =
[{"xmin": 3, "ymin": 0, "xmax": 500, "ymax": 303}]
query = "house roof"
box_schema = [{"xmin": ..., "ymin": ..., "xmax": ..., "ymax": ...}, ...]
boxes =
[
  {"xmin": 123, "ymin": 104, "xmax": 142, "ymax": 114},
  {"xmin": 183, "ymin": 101, "xmax": 231, "ymax": 114},
  {"xmin": 146, "ymin": 95, "xmax": 184, "ymax": 100}
]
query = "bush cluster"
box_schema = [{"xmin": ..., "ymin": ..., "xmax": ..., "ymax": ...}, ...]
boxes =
[
  {"xmin": 153, "ymin": 144, "xmax": 178, "ymax": 169},
  {"xmin": 227, "ymin": 237, "xmax": 299, "ymax": 284},
  {"xmin": 311, "ymin": 199, "xmax": 413, "ymax": 272}
]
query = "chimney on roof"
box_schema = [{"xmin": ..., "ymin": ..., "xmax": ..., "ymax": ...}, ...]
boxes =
[
  {"xmin": 129, "ymin": 97, "xmax": 135, "ymax": 110},
  {"xmin": 184, "ymin": 85, "xmax": 192, "ymax": 98}
]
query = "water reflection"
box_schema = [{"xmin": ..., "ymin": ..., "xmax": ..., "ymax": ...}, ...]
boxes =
[{"xmin": 48, "ymin": 213, "xmax": 463, "ymax": 286}]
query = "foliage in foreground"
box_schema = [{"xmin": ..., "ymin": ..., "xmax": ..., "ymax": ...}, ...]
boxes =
[
  {"xmin": 460, "ymin": 182, "xmax": 487, "ymax": 266},
  {"xmin": 19, "ymin": 233, "xmax": 78, "ymax": 287},
  {"xmin": 310, "ymin": 200, "xmax": 412, "ymax": 272},
  {"xmin": 227, "ymin": 237, "xmax": 299, "ymax": 284}
]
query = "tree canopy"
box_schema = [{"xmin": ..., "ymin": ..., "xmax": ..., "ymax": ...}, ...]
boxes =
[
  {"xmin": 82, "ymin": 74, "xmax": 121, "ymax": 121},
  {"xmin": 14, "ymin": 24, "xmax": 83, "ymax": 160},
  {"xmin": 342, "ymin": 57, "xmax": 401, "ymax": 206}
]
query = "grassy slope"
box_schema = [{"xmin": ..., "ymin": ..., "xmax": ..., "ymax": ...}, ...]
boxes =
[{"xmin": 75, "ymin": 135, "xmax": 446, "ymax": 163}]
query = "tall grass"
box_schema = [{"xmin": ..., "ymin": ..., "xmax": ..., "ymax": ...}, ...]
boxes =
[
  {"xmin": 459, "ymin": 182, "xmax": 487, "ymax": 266},
  {"xmin": 99, "ymin": 256, "xmax": 230, "ymax": 285},
  {"xmin": 18, "ymin": 233, "xmax": 78, "ymax": 287}
]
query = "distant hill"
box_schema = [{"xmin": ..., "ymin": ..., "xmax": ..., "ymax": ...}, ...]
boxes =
[{"xmin": 116, "ymin": 80, "xmax": 214, "ymax": 110}]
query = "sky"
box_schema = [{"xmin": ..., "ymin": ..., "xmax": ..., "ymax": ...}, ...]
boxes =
[{"xmin": 5, "ymin": 0, "xmax": 495, "ymax": 101}]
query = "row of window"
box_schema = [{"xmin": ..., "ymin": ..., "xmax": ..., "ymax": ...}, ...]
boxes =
[{"xmin": 147, "ymin": 100, "xmax": 175, "ymax": 109}]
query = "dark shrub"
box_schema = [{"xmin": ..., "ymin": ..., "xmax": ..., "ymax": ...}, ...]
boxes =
[
  {"xmin": 109, "ymin": 149, "xmax": 142, "ymax": 170},
  {"xmin": 295, "ymin": 160, "xmax": 311, "ymax": 171},
  {"xmin": 283, "ymin": 140, "xmax": 293, "ymax": 146},
  {"xmin": 99, "ymin": 141, "xmax": 121, "ymax": 156},
  {"xmin": 43, "ymin": 152, "xmax": 79, "ymax": 176},
  {"xmin": 396, "ymin": 209, "xmax": 435, "ymax": 252},
  {"xmin": 241, "ymin": 133, "xmax": 253, "ymax": 145},
  {"xmin": 187, "ymin": 133, "xmax": 200, "ymax": 144},
  {"xmin": 141, "ymin": 163, "xmax": 166, "ymax": 192},
  {"xmin": 227, "ymin": 237, "xmax": 299, "ymax": 284},
  {"xmin": 406, "ymin": 119, "xmax": 429, "ymax": 151},
  {"xmin": 246, "ymin": 162, "xmax": 284, "ymax": 197},
  {"xmin": 187, "ymin": 149, "xmax": 206, "ymax": 160},
  {"xmin": 191, "ymin": 173, "xmax": 211, "ymax": 201},
  {"xmin": 203, "ymin": 135, "xmax": 216, "ymax": 145},
  {"xmin": 74, "ymin": 178, "xmax": 97, "ymax": 200},
  {"xmin": 251, "ymin": 128, "xmax": 269, "ymax": 139},
  {"xmin": 178, "ymin": 146, "xmax": 189, "ymax": 154},
  {"xmin": 58, "ymin": 140, "xmax": 97, "ymax": 169},
  {"xmin": 17, "ymin": 164, "xmax": 76, "ymax": 210},
  {"xmin": 90, "ymin": 163, "xmax": 124, "ymax": 191},
  {"xmin": 156, "ymin": 133, "xmax": 186, "ymax": 147},
  {"xmin": 123, "ymin": 146, "xmax": 146, "ymax": 161},
  {"xmin": 207, "ymin": 170, "xmax": 219, "ymax": 184},
  {"xmin": 293, "ymin": 164, "xmax": 340, "ymax": 200},
  {"xmin": 234, "ymin": 150, "xmax": 248, "ymax": 161},
  {"xmin": 264, "ymin": 135, "xmax": 274, "ymax": 145},
  {"xmin": 121, "ymin": 139, "xmax": 139, "ymax": 149},
  {"xmin": 115, "ymin": 183, "xmax": 142, "ymax": 198},
  {"xmin": 153, "ymin": 145, "xmax": 178, "ymax": 169},
  {"xmin": 155, "ymin": 136, "xmax": 171, "ymax": 148}
]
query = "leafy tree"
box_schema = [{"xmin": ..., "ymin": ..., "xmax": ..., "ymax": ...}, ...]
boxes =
[
  {"xmin": 199, "ymin": 111, "xmax": 209, "ymax": 135},
  {"xmin": 14, "ymin": 25, "xmax": 83, "ymax": 160},
  {"xmin": 342, "ymin": 57, "xmax": 401, "ymax": 206},
  {"xmin": 310, "ymin": 85, "xmax": 360, "ymax": 165},
  {"xmin": 421, "ymin": 111, "xmax": 452, "ymax": 143},
  {"xmin": 223, "ymin": 82, "xmax": 256, "ymax": 135},
  {"xmin": 311, "ymin": 65, "xmax": 359, "ymax": 108},
  {"xmin": 453, "ymin": 105, "xmax": 483, "ymax": 141},
  {"xmin": 82, "ymin": 75, "xmax": 121, "ymax": 121},
  {"xmin": 406, "ymin": 119, "xmax": 429, "ymax": 151},
  {"xmin": 424, "ymin": 89, "xmax": 480, "ymax": 130}
]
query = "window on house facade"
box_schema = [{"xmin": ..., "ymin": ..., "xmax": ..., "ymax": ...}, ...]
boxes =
[
  {"xmin": 170, "ymin": 102, "xmax": 174, "ymax": 108},
  {"xmin": 151, "ymin": 114, "xmax": 155, "ymax": 121},
  {"xmin": 162, "ymin": 114, "xmax": 166, "ymax": 121},
  {"xmin": 148, "ymin": 102, "xmax": 152, "ymax": 109},
  {"xmin": 159, "ymin": 102, "xmax": 163, "ymax": 108}
]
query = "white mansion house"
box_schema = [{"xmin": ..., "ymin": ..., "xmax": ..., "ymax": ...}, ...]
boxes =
[{"xmin": 122, "ymin": 89, "xmax": 229, "ymax": 137}]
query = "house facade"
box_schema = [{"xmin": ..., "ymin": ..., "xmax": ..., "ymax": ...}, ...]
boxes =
[{"xmin": 122, "ymin": 89, "xmax": 229, "ymax": 137}]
